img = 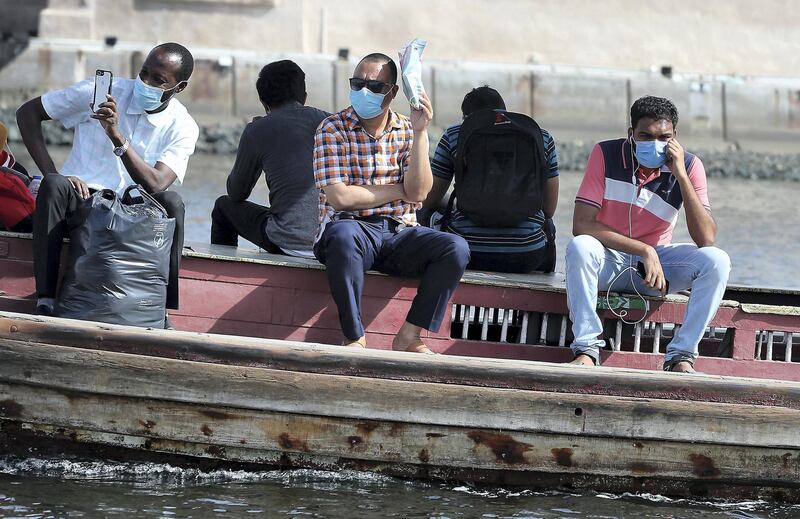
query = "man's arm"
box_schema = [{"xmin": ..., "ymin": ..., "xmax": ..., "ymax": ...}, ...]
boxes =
[
  {"xmin": 543, "ymin": 177, "xmax": 559, "ymax": 219},
  {"xmin": 402, "ymin": 94, "xmax": 434, "ymax": 202},
  {"xmin": 226, "ymin": 124, "xmax": 261, "ymax": 202},
  {"xmin": 573, "ymin": 202, "xmax": 666, "ymax": 293},
  {"xmin": 667, "ymin": 139, "xmax": 716, "ymax": 247},
  {"xmin": 322, "ymin": 182, "xmax": 407, "ymax": 211},
  {"xmin": 94, "ymin": 94, "xmax": 178, "ymax": 193},
  {"xmin": 423, "ymin": 130, "xmax": 455, "ymax": 209},
  {"xmin": 16, "ymin": 97, "xmax": 58, "ymax": 176},
  {"xmin": 314, "ymin": 116, "xmax": 408, "ymax": 211},
  {"xmin": 422, "ymin": 176, "xmax": 450, "ymax": 209},
  {"xmin": 17, "ymin": 96, "xmax": 95, "ymax": 198}
]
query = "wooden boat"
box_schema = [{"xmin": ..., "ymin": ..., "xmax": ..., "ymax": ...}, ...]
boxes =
[{"xmin": 1, "ymin": 230, "xmax": 799, "ymax": 500}]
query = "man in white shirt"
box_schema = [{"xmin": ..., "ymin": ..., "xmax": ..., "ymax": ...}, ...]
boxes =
[{"xmin": 16, "ymin": 42, "xmax": 200, "ymax": 320}]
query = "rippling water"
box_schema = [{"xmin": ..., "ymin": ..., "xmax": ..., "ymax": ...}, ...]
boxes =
[
  {"xmin": 171, "ymin": 152, "xmax": 800, "ymax": 290},
  {"xmin": 1, "ymin": 456, "xmax": 798, "ymax": 518},
  {"xmin": 5, "ymin": 148, "xmax": 800, "ymax": 516}
]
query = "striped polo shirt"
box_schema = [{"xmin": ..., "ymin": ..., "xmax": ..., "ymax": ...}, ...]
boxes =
[
  {"xmin": 431, "ymin": 123, "xmax": 559, "ymax": 254},
  {"xmin": 575, "ymin": 138, "xmax": 710, "ymax": 247}
]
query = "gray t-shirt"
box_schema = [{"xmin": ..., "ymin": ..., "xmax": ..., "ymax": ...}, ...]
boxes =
[{"xmin": 226, "ymin": 103, "xmax": 329, "ymax": 252}]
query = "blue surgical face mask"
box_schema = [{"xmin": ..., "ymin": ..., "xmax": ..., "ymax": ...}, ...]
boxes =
[
  {"xmin": 633, "ymin": 139, "xmax": 668, "ymax": 169},
  {"xmin": 131, "ymin": 76, "xmax": 177, "ymax": 113},
  {"xmin": 349, "ymin": 87, "xmax": 387, "ymax": 119}
]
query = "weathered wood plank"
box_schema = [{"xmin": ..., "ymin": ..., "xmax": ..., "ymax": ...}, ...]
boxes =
[
  {"xmin": 2, "ymin": 341, "xmax": 800, "ymax": 448},
  {"xmin": 1, "ymin": 382, "xmax": 799, "ymax": 489},
  {"xmin": 2, "ymin": 312, "xmax": 800, "ymax": 407}
]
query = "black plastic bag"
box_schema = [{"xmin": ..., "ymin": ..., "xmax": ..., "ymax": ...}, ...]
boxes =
[{"xmin": 56, "ymin": 186, "xmax": 175, "ymax": 328}]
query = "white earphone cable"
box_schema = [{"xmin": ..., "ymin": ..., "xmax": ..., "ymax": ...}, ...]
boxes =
[{"xmin": 605, "ymin": 137, "xmax": 649, "ymax": 325}]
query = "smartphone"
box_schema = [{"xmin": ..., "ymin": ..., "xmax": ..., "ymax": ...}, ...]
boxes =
[
  {"xmin": 92, "ymin": 69, "xmax": 113, "ymax": 112},
  {"xmin": 636, "ymin": 261, "xmax": 669, "ymax": 294}
]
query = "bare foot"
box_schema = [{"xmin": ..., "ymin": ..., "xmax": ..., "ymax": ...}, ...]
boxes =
[
  {"xmin": 666, "ymin": 360, "xmax": 695, "ymax": 373},
  {"xmin": 392, "ymin": 322, "xmax": 435, "ymax": 354},
  {"xmin": 569, "ymin": 354, "xmax": 595, "ymax": 366},
  {"xmin": 342, "ymin": 336, "xmax": 367, "ymax": 348}
]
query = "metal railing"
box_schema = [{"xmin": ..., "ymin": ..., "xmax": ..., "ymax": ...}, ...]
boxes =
[{"xmin": 449, "ymin": 303, "xmax": 734, "ymax": 358}]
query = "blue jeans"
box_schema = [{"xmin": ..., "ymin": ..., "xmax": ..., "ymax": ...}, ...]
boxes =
[{"xmin": 565, "ymin": 235, "xmax": 731, "ymax": 365}]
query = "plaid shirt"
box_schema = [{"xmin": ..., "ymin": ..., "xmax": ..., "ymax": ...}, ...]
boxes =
[{"xmin": 313, "ymin": 107, "xmax": 418, "ymax": 235}]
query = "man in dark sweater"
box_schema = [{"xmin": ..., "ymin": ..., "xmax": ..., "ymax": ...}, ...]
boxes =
[{"xmin": 211, "ymin": 60, "xmax": 328, "ymax": 257}]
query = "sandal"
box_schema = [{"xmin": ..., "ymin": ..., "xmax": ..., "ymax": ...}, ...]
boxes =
[
  {"xmin": 663, "ymin": 358, "xmax": 696, "ymax": 373},
  {"xmin": 342, "ymin": 336, "xmax": 367, "ymax": 348},
  {"xmin": 569, "ymin": 353, "xmax": 597, "ymax": 366}
]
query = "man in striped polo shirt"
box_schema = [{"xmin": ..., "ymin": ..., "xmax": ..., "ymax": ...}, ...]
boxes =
[
  {"xmin": 313, "ymin": 53, "xmax": 470, "ymax": 353},
  {"xmin": 567, "ymin": 96, "xmax": 731, "ymax": 372},
  {"xmin": 423, "ymin": 86, "xmax": 559, "ymax": 273}
]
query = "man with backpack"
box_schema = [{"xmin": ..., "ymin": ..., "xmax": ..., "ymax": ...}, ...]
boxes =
[
  {"xmin": 567, "ymin": 96, "xmax": 730, "ymax": 372},
  {"xmin": 422, "ymin": 86, "xmax": 559, "ymax": 273}
]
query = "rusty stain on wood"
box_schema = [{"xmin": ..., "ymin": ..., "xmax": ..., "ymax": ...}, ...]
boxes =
[
  {"xmin": 356, "ymin": 421, "xmax": 380, "ymax": 437},
  {"xmin": 199, "ymin": 409, "xmax": 235, "ymax": 420},
  {"xmin": 551, "ymin": 447, "xmax": 574, "ymax": 467},
  {"xmin": 389, "ymin": 423, "xmax": 403, "ymax": 437},
  {"xmin": 278, "ymin": 432, "xmax": 308, "ymax": 452},
  {"xmin": 201, "ymin": 424, "xmax": 213, "ymax": 437},
  {"xmin": 0, "ymin": 399, "xmax": 23, "ymax": 418},
  {"xmin": 690, "ymin": 453, "xmax": 721, "ymax": 478},
  {"xmin": 347, "ymin": 436, "xmax": 364, "ymax": 448},
  {"xmin": 467, "ymin": 431, "xmax": 532, "ymax": 464},
  {"xmin": 138, "ymin": 419, "xmax": 156, "ymax": 430}
]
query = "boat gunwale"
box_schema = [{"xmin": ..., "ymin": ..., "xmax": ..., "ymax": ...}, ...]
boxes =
[{"xmin": 3, "ymin": 311, "xmax": 800, "ymax": 409}]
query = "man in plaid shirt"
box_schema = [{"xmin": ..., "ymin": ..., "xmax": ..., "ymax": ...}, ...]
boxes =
[{"xmin": 313, "ymin": 52, "xmax": 470, "ymax": 353}]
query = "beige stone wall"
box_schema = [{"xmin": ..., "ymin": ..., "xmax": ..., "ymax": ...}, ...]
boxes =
[{"xmin": 33, "ymin": 0, "xmax": 800, "ymax": 78}]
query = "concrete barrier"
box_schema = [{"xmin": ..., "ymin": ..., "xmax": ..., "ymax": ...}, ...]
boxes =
[{"xmin": 2, "ymin": 43, "xmax": 800, "ymax": 149}]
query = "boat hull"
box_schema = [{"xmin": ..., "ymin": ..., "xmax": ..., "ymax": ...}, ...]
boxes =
[{"xmin": 1, "ymin": 313, "xmax": 799, "ymax": 501}]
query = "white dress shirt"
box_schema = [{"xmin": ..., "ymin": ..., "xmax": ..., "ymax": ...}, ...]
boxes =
[{"xmin": 41, "ymin": 77, "xmax": 199, "ymax": 194}]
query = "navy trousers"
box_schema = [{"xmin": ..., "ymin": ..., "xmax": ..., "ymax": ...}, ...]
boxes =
[{"xmin": 314, "ymin": 218, "xmax": 470, "ymax": 341}]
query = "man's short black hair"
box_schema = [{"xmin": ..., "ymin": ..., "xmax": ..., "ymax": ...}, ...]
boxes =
[
  {"xmin": 630, "ymin": 95, "xmax": 679, "ymax": 129},
  {"xmin": 256, "ymin": 60, "xmax": 306, "ymax": 108},
  {"xmin": 357, "ymin": 53, "xmax": 398, "ymax": 85},
  {"xmin": 461, "ymin": 85, "xmax": 506, "ymax": 116},
  {"xmin": 153, "ymin": 42, "xmax": 194, "ymax": 82}
]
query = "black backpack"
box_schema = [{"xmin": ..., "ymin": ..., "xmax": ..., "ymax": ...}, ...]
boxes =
[{"xmin": 442, "ymin": 109, "xmax": 548, "ymax": 228}]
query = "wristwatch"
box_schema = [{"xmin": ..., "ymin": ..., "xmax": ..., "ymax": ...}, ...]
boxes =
[{"xmin": 113, "ymin": 139, "xmax": 129, "ymax": 157}]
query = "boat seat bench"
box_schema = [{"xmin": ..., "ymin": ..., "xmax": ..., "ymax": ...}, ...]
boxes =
[{"xmin": 2, "ymin": 232, "xmax": 799, "ymax": 378}]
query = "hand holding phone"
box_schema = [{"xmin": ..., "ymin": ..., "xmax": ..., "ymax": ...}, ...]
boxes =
[
  {"xmin": 637, "ymin": 261, "xmax": 669, "ymax": 295},
  {"xmin": 92, "ymin": 69, "xmax": 113, "ymax": 113}
]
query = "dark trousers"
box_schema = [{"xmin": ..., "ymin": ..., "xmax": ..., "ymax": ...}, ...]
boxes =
[
  {"xmin": 314, "ymin": 218, "xmax": 470, "ymax": 341},
  {"xmin": 468, "ymin": 219, "xmax": 557, "ymax": 274},
  {"xmin": 210, "ymin": 195, "xmax": 282, "ymax": 253},
  {"xmin": 32, "ymin": 174, "xmax": 185, "ymax": 309}
]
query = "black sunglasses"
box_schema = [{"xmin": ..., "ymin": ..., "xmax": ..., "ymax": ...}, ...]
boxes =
[{"xmin": 349, "ymin": 77, "xmax": 392, "ymax": 94}]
